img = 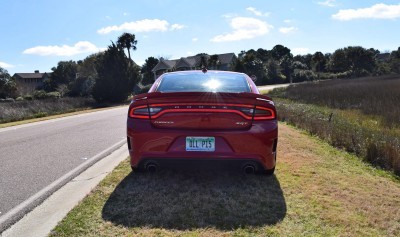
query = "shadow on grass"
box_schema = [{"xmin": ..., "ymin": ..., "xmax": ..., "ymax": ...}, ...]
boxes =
[{"xmin": 102, "ymin": 165, "xmax": 286, "ymax": 230}]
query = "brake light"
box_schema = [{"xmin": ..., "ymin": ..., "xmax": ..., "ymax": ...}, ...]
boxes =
[
  {"xmin": 129, "ymin": 104, "xmax": 275, "ymax": 120},
  {"xmin": 253, "ymin": 106, "xmax": 276, "ymax": 120},
  {"xmin": 129, "ymin": 105, "xmax": 162, "ymax": 119},
  {"xmin": 240, "ymin": 107, "xmax": 276, "ymax": 120}
]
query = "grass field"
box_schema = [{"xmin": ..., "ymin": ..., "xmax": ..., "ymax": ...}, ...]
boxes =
[
  {"xmin": 49, "ymin": 124, "xmax": 400, "ymax": 237},
  {"xmin": 0, "ymin": 97, "xmax": 96, "ymax": 124},
  {"xmin": 269, "ymin": 75, "xmax": 400, "ymax": 175},
  {"xmin": 0, "ymin": 97, "xmax": 131, "ymax": 126},
  {"xmin": 281, "ymin": 75, "xmax": 400, "ymax": 127}
]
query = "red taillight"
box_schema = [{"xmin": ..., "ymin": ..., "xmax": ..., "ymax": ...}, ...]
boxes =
[
  {"xmin": 129, "ymin": 104, "xmax": 275, "ymax": 120},
  {"xmin": 253, "ymin": 106, "xmax": 276, "ymax": 120},
  {"xmin": 129, "ymin": 105, "xmax": 162, "ymax": 119},
  {"xmin": 240, "ymin": 107, "xmax": 275, "ymax": 120}
]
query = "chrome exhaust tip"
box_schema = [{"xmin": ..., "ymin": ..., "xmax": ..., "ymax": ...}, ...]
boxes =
[
  {"xmin": 145, "ymin": 162, "xmax": 159, "ymax": 173},
  {"xmin": 242, "ymin": 164, "xmax": 256, "ymax": 174}
]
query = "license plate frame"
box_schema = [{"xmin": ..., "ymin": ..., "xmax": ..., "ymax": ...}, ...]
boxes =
[{"xmin": 186, "ymin": 136, "xmax": 215, "ymax": 152}]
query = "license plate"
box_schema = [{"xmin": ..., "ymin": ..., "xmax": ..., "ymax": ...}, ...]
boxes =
[{"xmin": 186, "ymin": 137, "xmax": 215, "ymax": 152}]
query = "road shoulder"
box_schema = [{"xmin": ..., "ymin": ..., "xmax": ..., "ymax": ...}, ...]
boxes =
[{"xmin": 1, "ymin": 144, "xmax": 128, "ymax": 237}]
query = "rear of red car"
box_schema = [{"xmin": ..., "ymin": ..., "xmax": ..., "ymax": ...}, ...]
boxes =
[{"xmin": 127, "ymin": 71, "xmax": 278, "ymax": 174}]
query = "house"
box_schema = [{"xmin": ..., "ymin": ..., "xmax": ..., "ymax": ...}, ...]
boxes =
[
  {"xmin": 376, "ymin": 53, "xmax": 391, "ymax": 62},
  {"xmin": 151, "ymin": 53, "xmax": 237, "ymax": 80},
  {"xmin": 13, "ymin": 70, "xmax": 51, "ymax": 94}
]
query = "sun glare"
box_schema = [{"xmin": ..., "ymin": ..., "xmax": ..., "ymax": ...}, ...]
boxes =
[{"xmin": 202, "ymin": 79, "xmax": 221, "ymax": 90}]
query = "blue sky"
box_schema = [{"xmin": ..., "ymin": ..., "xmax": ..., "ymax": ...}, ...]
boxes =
[{"xmin": 1, "ymin": 0, "xmax": 399, "ymax": 74}]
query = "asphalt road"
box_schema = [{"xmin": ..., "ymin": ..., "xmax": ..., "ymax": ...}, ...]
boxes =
[{"xmin": 0, "ymin": 106, "xmax": 128, "ymax": 217}]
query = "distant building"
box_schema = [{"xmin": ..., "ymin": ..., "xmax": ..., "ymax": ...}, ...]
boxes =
[
  {"xmin": 151, "ymin": 53, "xmax": 237, "ymax": 80},
  {"xmin": 376, "ymin": 53, "xmax": 391, "ymax": 62},
  {"xmin": 13, "ymin": 70, "xmax": 51, "ymax": 94}
]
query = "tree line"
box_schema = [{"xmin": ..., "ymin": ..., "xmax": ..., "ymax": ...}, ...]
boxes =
[
  {"xmin": 233, "ymin": 45, "xmax": 400, "ymax": 85},
  {"xmin": 1, "ymin": 32, "xmax": 400, "ymax": 102}
]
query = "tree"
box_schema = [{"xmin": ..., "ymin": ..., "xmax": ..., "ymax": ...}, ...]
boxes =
[
  {"xmin": 141, "ymin": 56, "xmax": 159, "ymax": 85},
  {"xmin": 271, "ymin": 44, "xmax": 292, "ymax": 61},
  {"xmin": 44, "ymin": 61, "xmax": 78, "ymax": 92},
  {"xmin": 265, "ymin": 60, "xmax": 284, "ymax": 84},
  {"xmin": 195, "ymin": 53, "xmax": 208, "ymax": 69},
  {"xmin": 390, "ymin": 47, "xmax": 400, "ymax": 73},
  {"xmin": 241, "ymin": 53, "xmax": 266, "ymax": 85},
  {"xmin": 294, "ymin": 54, "xmax": 312, "ymax": 70},
  {"xmin": 233, "ymin": 59, "xmax": 246, "ymax": 73},
  {"xmin": 0, "ymin": 67, "xmax": 17, "ymax": 98},
  {"xmin": 256, "ymin": 48, "xmax": 271, "ymax": 63},
  {"xmin": 346, "ymin": 46, "xmax": 375, "ymax": 76},
  {"xmin": 92, "ymin": 42, "xmax": 140, "ymax": 103},
  {"xmin": 280, "ymin": 55, "xmax": 294, "ymax": 83},
  {"xmin": 117, "ymin": 32, "xmax": 137, "ymax": 62},
  {"xmin": 67, "ymin": 53, "xmax": 102, "ymax": 97},
  {"xmin": 329, "ymin": 48, "xmax": 350, "ymax": 73},
  {"xmin": 311, "ymin": 51, "xmax": 326, "ymax": 73},
  {"xmin": 207, "ymin": 54, "xmax": 220, "ymax": 69}
]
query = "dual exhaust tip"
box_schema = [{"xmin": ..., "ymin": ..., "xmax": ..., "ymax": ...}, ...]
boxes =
[
  {"xmin": 142, "ymin": 161, "xmax": 257, "ymax": 174},
  {"xmin": 144, "ymin": 161, "xmax": 159, "ymax": 173},
  {"xmin": 242, "ymin": 163, "xmax": 256, "ymax": 174}
]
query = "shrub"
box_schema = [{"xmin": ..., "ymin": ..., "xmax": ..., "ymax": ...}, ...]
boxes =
[
  {"xmin": 46, "ymin": 91, "xmax": 61, "ymax": 99},
  {"xmin": 292, "ymin": 69, "xmax": 316, "ymax": 82},
  {"xmin": 0, "ymin": 98, "xmax": 15, "ymax": 103},
  {"xmin": 33, "ymin": 90, "xmax": 47, "ymax": 99},
  {"xmin": 0, "ymin": 97, "xmax": 96, "ymax": 123},
  {"xmin": 24, "ymin": 95, "xmax": 33, "ymax": 100}
]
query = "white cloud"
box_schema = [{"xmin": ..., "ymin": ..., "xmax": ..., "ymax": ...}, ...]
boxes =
[
  {"xmin": 332, "ymin": 3, "xmax": 400, "ymax": 21},
  {"xmin": 292, "ymin": 48, "xmax": 310, "ymax": 55},
  {"xmin": 23, "ymin": 41, "xmax": 105, "ymax": 56},
  {"xmin": 170, "ymin": 24, "xmax": 186, "ymax": 31},
  {"xmin": 222, "ymin": 13, "xmax": 238, "ymax": 19},
  {"xmin": 211, "ymin": 17, "xmax": 273, "ymax": 42},
  {"xmin": 279, "ymin": 26, "xmax": 298, "ymax": 34},
  {"xmin": 283, "ymin": 19, "xmax": 292, "ymax": 24},
  {"xmin": 318, "ymin": 0, "xmax": 337, "ymax": 7},
  {"xmin": 98, "ymin": 19, "xmax": 170, "ymax": 34},
  {"xmin": 192, "ymin": 37, "xmax": 198, "ymax": 42},
  {"xmin": 0, "ymin": 61, "xmax": 14, "ymax": 68},
  {"xmin": 246, "ymin": 7, "xmax": 270, "ymax": 17}
]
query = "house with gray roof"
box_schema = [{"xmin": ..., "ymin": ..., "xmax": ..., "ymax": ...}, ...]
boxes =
[
  {"xmin": 13, "ymin": 70, "xmax": 51, "ymax": 94},
  {"xmin": 151, "ymin": 53, "xmax": 237, "ymax": 79}
]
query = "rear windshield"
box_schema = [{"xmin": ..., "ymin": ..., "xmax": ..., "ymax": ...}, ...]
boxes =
[{"xmin": 156, "ymin": 72, "xmax": 251, "ymax": 93}]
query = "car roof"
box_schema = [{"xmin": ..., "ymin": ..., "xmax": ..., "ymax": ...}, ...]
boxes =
[{"xmin": 161, "ymin": 70, "xmax": 247, "ymax": 77}]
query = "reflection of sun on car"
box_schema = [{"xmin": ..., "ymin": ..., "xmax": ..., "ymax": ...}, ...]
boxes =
[{"xmin": 127, "ymin": 70, "xmax": 278, "ymax": 174}]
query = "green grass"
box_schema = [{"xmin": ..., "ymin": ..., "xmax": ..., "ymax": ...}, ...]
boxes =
[{"xmin": 49, "ymin": 124, "xmax": 400, "ymax": 236}]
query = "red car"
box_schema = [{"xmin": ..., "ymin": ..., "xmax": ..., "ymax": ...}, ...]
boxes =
[{"xmin": 127, "ymin": 70, "xmax": 278, "ymax": 174}]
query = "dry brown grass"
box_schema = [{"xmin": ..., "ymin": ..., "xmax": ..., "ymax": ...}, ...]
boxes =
[
  {"xmin": 0, "ymin": 97, "xmax": 96, "ymax": 124},
  {"xmin": 50, "ymin": 123, "xmax": 400, "ymax": 237}
]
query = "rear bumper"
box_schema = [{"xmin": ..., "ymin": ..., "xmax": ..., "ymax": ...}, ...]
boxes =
[{"xmin": 127, "ymin": 119, "xmax": 278, "ymax": 170}]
